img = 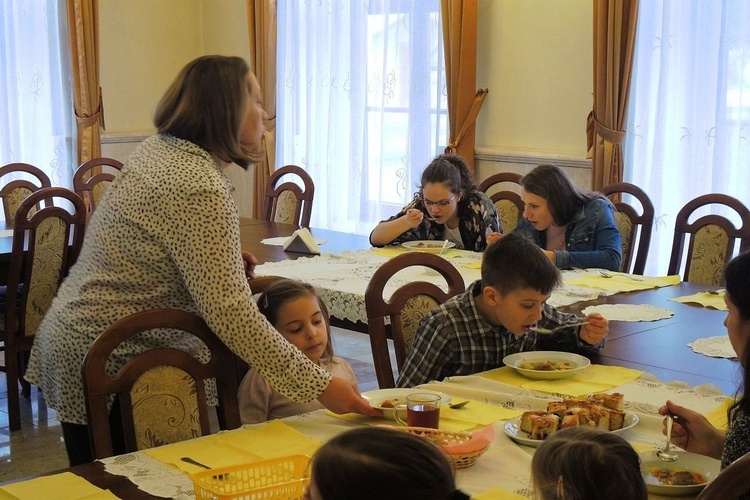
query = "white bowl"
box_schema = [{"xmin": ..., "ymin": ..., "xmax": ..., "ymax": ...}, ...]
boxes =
[
  {"xmin": 502, "ymin": 351, "xmax": 590, "ymax": 380},
  {"xmin": 362, "ymin": 388, "xmax": 452, "ymax": 421},
  {"xmin": 401, "ymin": 240, "xmax": 456, "ymax": 253},
  {"xmin": 639, "ymin": 449, "xmax": 720, "ymax": 496}
]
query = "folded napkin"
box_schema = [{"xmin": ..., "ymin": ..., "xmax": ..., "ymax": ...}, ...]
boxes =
[
  {"xmin": 670, "ymin": 291, "xmax": 728, "ymax": 311},
  {"xmin": 0, "ymin": 472, "xmax": 117, "ymax": 500},
  {"xmin": 145, "ymin": 420, "xmax": 321, "ymax": 474},
  {"xmin": 480, "ymin": 365, "xmax": 643, "ymax": 397},
  {"xmin": 564, "ymin": 273, "xmax": 680, "ymax": 293},
  {"xmin": 261, "ymin": 236, "xmax": 326, "ymax": 247}
]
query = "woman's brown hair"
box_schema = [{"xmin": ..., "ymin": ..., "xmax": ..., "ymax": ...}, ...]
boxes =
[{"xmin": 154, "ymin": 55, "xmax": 260, "ymax": 168}]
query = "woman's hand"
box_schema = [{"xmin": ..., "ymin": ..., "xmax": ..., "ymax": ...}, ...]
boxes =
[
  {"xmin": 579, "ymin": 313, "xmax": 608, "ymax": 345},
  {"xmin": 318, "ymin": 376, "xmax": 382, "ymax": 417},
  {"xmin": 405, "ymin": 208, "xmax": 425, "ymax": 228},
  {"xmin": 241, "ymin": 251, "xmax": 259, "ymax": 279},
  {"xmin": 658, "ymin": 400, "xmax": 725, "ymax": 459}
]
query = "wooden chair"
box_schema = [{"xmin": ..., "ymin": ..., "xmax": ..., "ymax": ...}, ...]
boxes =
[
  {"xmin": 0, "ymin": 163, "xmax": 52, "ymax": 223},
  {"xmin": 262, "ymin": 165, "xmax": 314, "ymax": 228},
  {"xmin": 667, "ymin": 194, "xmax": 750, "ymax": 286},
  {"xmin": 1, "ymin": 187, "xmax": 86, "ymax": 431},
  {"xmin": 364, "ymin": 252, "xmax": 465, "ymax": 388},
  {"xmin": 478, "ymin": 172, "xmax": 523, "ymax": 233},
  {"xmin": 696, "ymin": 452, "xmax": 750, "ymax": 499},
  {"xmin": 82, "ymin": 309, "xmax": 242, "ymax": 459},
  {"xmin": 600, "ymin": 182, "xmax": 654, "ymax": 275},
  {"xmin": 73, "ymin": 157, "xmax": 123, "ymax": 217}
]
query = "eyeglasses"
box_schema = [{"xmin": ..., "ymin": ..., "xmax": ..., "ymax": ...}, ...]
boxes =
[{"xmin": 420, "ymin": 193, "xmax": 458, "ymax": 208}]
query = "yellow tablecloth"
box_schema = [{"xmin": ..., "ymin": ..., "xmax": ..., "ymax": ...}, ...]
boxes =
[
  {"xmin": 670, "ymin": 291, "xmax": 728, "ymax": 311},
  {"xmin": 0, "ymin": 472, "xmax": 117, "ymax": 500},
  {"xmin": 564, "ymin": 273, "xmax": 680, "ymax": 293}
]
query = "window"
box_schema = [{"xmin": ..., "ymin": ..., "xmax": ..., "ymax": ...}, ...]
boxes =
[
  {"xmin": 277, "ymin": 0, "xmax": 447, "ymax": 234},
  {"xmin": 624, "ymin": 0, "xmax": 750, "ymax": 274},
  {"xmin": 0, "ymin": 1, "xmax": 76, "ymax": 194}
]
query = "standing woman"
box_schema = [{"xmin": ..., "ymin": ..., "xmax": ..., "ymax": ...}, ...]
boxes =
[
  {"xmin": 26, "ymin": 56, "xmax": 376, "ymax": 466},
  {"xmin": 507, "ymin": 164, "xmax": 622, "ymax": 271},
  {"xmin": 659, "ymin": 251, "xmax": 750, "ymax": 499},
  {"xmin": 369, "ymin": 154, "xmax": 501, "ymax": 252}
]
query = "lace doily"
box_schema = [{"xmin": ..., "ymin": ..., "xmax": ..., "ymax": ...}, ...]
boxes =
[
  {"xmin": 100, "ymin": 452, "xmax": 195, "ymax": 499},
  {"xmin": 688, "ymin": 335, "xmax": 738, "ymax": 359},
  {"xmin": 580, "ymin": 303, "xmax": 674, "ymax": 322},
  {"xmin": 260, "ymin": 236, "xmax": 326, "ymax": 247}
]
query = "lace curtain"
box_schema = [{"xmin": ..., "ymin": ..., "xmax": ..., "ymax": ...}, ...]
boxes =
[
  {"xmin": 276, "ymin": 0, "xmax": 448, "ymax": 234},
  {"xmin": 624, "ymin": 0, "xmax": 750, "ymax": 275},
  {"xmin": 0, "ymin": 1, "xmax": 76, "ymax": 193}
]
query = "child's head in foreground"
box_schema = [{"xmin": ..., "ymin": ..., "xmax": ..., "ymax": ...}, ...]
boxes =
[
  {"xmin": 531, "ymin": 426, "xmax": 647, "ymax": 500},
  {"xmin": 304, "ymin": 427, "xmax": 470, "ymax": 500},
  {"xmin": 257, "ymin": 279, "xmax": 333, "ymax": 364},
  {"xmin": 478, "ymin": 233, "xmax": 560, "ymax": 335}
]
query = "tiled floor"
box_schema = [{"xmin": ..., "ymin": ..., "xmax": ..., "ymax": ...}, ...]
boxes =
[{"xmin": 0, "ymin": 326, "xmax": 389, "ymax": 483}]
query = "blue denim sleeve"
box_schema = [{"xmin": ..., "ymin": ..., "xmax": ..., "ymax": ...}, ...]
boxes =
[{"xmin": 554, "ymin": 199, "xmax": 622, "ymax": 271}]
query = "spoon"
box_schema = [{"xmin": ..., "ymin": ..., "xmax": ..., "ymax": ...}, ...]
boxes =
[
  {"xmin": 596, "ymin": 269, "xmax": 645, "ymax": 282},
  {"xmin": 657, "ymin": 412, "xmax": 679, "ymax": 462},
  {"xmin": 181, "ymin": 457, "xmax": 227, "ymax": 478},
  {"xmin": 706, "ymin": 288, "xmax": 725, "ymax": 295},
  {"xmin": 438, "ymin": 239, "xmax": 450, "ymax": 256},
  {"xmin": 530, "ymin": 321, "xmax": 590, "ymax": 335},
  {"xmin": 448, "ymin": 400, "xmax": 469, "ymax": 409}
]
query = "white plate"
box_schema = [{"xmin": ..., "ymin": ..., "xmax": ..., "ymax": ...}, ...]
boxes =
[
  {"xmin": 503, "ymin": 412, "xmax": 639, "ymax": 448},
  {"xmin": 639, "ymin": 449, "xmax": 720, "ymax": 496},
  {"xmin": 502, "ymin": 351, "xmax": 590, "ymax": 380},
  {"xmin": 362, "ymin": 388, "xmax": 453, "ymax": 421},
  {"xmin": 401, "ymin": 240, "xmax": 456, "ymax": 253}
]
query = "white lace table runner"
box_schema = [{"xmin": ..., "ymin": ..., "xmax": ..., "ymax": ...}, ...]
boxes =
[
  {"xmin": 688, "ymin": 335, "xmax": 738, "ymax": 359},
  {"xmin": 254, "ymin": 250, "xmax": 610, "ymax": 324},
  {"xmin": 100, "ymin": 451, "xmax": 195, "ymax": 499},
  {"xmin": 581, "ymin": 303, "xmax": 674, "ymax": 322}
]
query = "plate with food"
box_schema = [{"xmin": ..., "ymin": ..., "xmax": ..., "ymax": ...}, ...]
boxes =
[
  {"xmin": 401, "ymin": 240, "xmax": 456, "ymax": 253},
  {"xmin": 502, "ymin": 351, "xmax": 590, "ymax": 380},
  {"xmin": 503, "ymin": 393, "xmax": 638, "ymax": 448},
  {"xmin": 362, "ymin": 388, "xmax": 452, "ymax": 420},
  {"xmin": 639, "ymin": 449, "xmax": 720, "ymax": 496}
]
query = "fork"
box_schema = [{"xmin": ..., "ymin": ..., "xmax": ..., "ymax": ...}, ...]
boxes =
[
  {"xmin": 530, "ymin": 321, "xmax": 590, "ymax": 335},
  {"xmin": 181, "ymin": 457, "xmax": 226, "ymax": 479}
]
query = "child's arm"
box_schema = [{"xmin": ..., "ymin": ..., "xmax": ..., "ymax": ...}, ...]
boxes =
[{"xmin": 536, "ymin": 305, "xmax": 606, "ymax": 352}]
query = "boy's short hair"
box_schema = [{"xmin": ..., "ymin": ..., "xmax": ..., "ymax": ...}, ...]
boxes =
[{"xmin": 481, "ymin": 233, "xmax": 560, "ymax": 295}]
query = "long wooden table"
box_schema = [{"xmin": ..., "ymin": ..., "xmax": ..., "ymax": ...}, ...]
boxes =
[{"xmin": 241, "ymin": 219, "xmax": 738, "ymax": 395}]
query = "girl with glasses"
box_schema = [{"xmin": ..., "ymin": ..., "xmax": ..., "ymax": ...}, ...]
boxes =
[{"xmin": 369, "ymin": 154, "xmax": 501, "ymax": 252}]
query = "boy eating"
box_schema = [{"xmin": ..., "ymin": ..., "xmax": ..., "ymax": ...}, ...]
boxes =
[{"xmin": 397, "ymin": 233, "xmax": 608, "ymax": 387}]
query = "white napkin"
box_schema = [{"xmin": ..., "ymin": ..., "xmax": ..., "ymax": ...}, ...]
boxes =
[{"xmin": 581, "ymin": 303, "xmax": 674, "ymax": 322}]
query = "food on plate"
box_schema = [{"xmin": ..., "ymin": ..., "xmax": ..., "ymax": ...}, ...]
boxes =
[
  {"xmin": 377, "ymin": 398, "xmax": 402, "ymax": 409},
  {"xmin": 518, "ymin": 360, "xmax": 576, "ymax": 371},
  {"xmin": 520, "ymin": 393, "xmax": 626, "ymax": 440},
  {"xmin": 414, "ymin": 242, "xmax": 440, "ymax": 248},
  {"xmin": 645, "ymin": 467, "xmax": 708, "ymax": 486}
]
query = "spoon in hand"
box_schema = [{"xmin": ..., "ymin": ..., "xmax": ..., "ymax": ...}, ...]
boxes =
[{"xmin": 657, "ymin": 412, "xmax": 679, "ymax": 462}]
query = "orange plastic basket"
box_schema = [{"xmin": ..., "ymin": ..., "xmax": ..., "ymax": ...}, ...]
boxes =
[{"xmin": 191, "ymin": 454, "xmax": 311, "ymax": 500}]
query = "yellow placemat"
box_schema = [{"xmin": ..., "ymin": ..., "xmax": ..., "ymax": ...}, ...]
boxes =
[
  {"xmin": 564, "ymin": 273, "xmax": 680, "ymax": 293},
  {"xmin": 706, "ymin": 396, "xmax": 734, "ymax": 431},
  {"xmin": 0, "ymin": 472, "xmax": 116, "ymax": 500},
  {"xmin": 670, "ymin": 292, "xmax": 728, "ymax": 311},
  {"xmin": 479, "ymin": 365, "xmax": 643, "ymax": 397},
  {"xmin": 145, "ymin": 420, "xmax": 321, "ymax": 474},
  {"xmin": 471, "ymin": 488, "xmax": 529, "ymax": 500}
]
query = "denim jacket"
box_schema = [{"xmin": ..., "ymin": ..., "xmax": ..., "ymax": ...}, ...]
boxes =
[{"xmin": 513, "ymin": 198, "xmax": 622, "ymax": 271}]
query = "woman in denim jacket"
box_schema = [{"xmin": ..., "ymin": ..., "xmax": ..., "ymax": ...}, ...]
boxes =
[{"xmin": 508, "ymin": 164, "xmax": 622, "ymax": 271}]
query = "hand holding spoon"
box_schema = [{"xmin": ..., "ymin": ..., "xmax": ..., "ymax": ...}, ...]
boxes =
[{"xmin": 657, "ymin": 412, "xmax": 679, "ymax": 462}]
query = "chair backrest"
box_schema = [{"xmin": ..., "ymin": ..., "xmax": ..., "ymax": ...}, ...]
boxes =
[
  {"xmin": 0, "ymin": 163, "xmax": 52, "ymax": 222},
  {"xmin": 599, "ymin": 182, "xmax": 655, "ymax": 275},
  {"xmin": 73, "ymin": 157, "xmax": 124, "ymax": 216},
  {"xmin": 3, "ymin": 187, "xmax": 86, "ymax": 431},
  {"xmin": 668, "ymin": 194, "xmax": 750, "ymax": 286},
  {"xmin": 696, "ymin": 452, "xmax": 750, "ymax": 499},
  {"xmin": 82, "ymin": 309, "xmax": 242, "ymax": 459},
  {"xmin": 262, "ymin": 165, "xmax": 315, "ymax": 228},
  {"xmin": 364, "ymin": 252, "xmax": 465, "ymax": 388},
  {"xmin": 478, "ymin": 172, "xmax": 523, "ymax": 233}
]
